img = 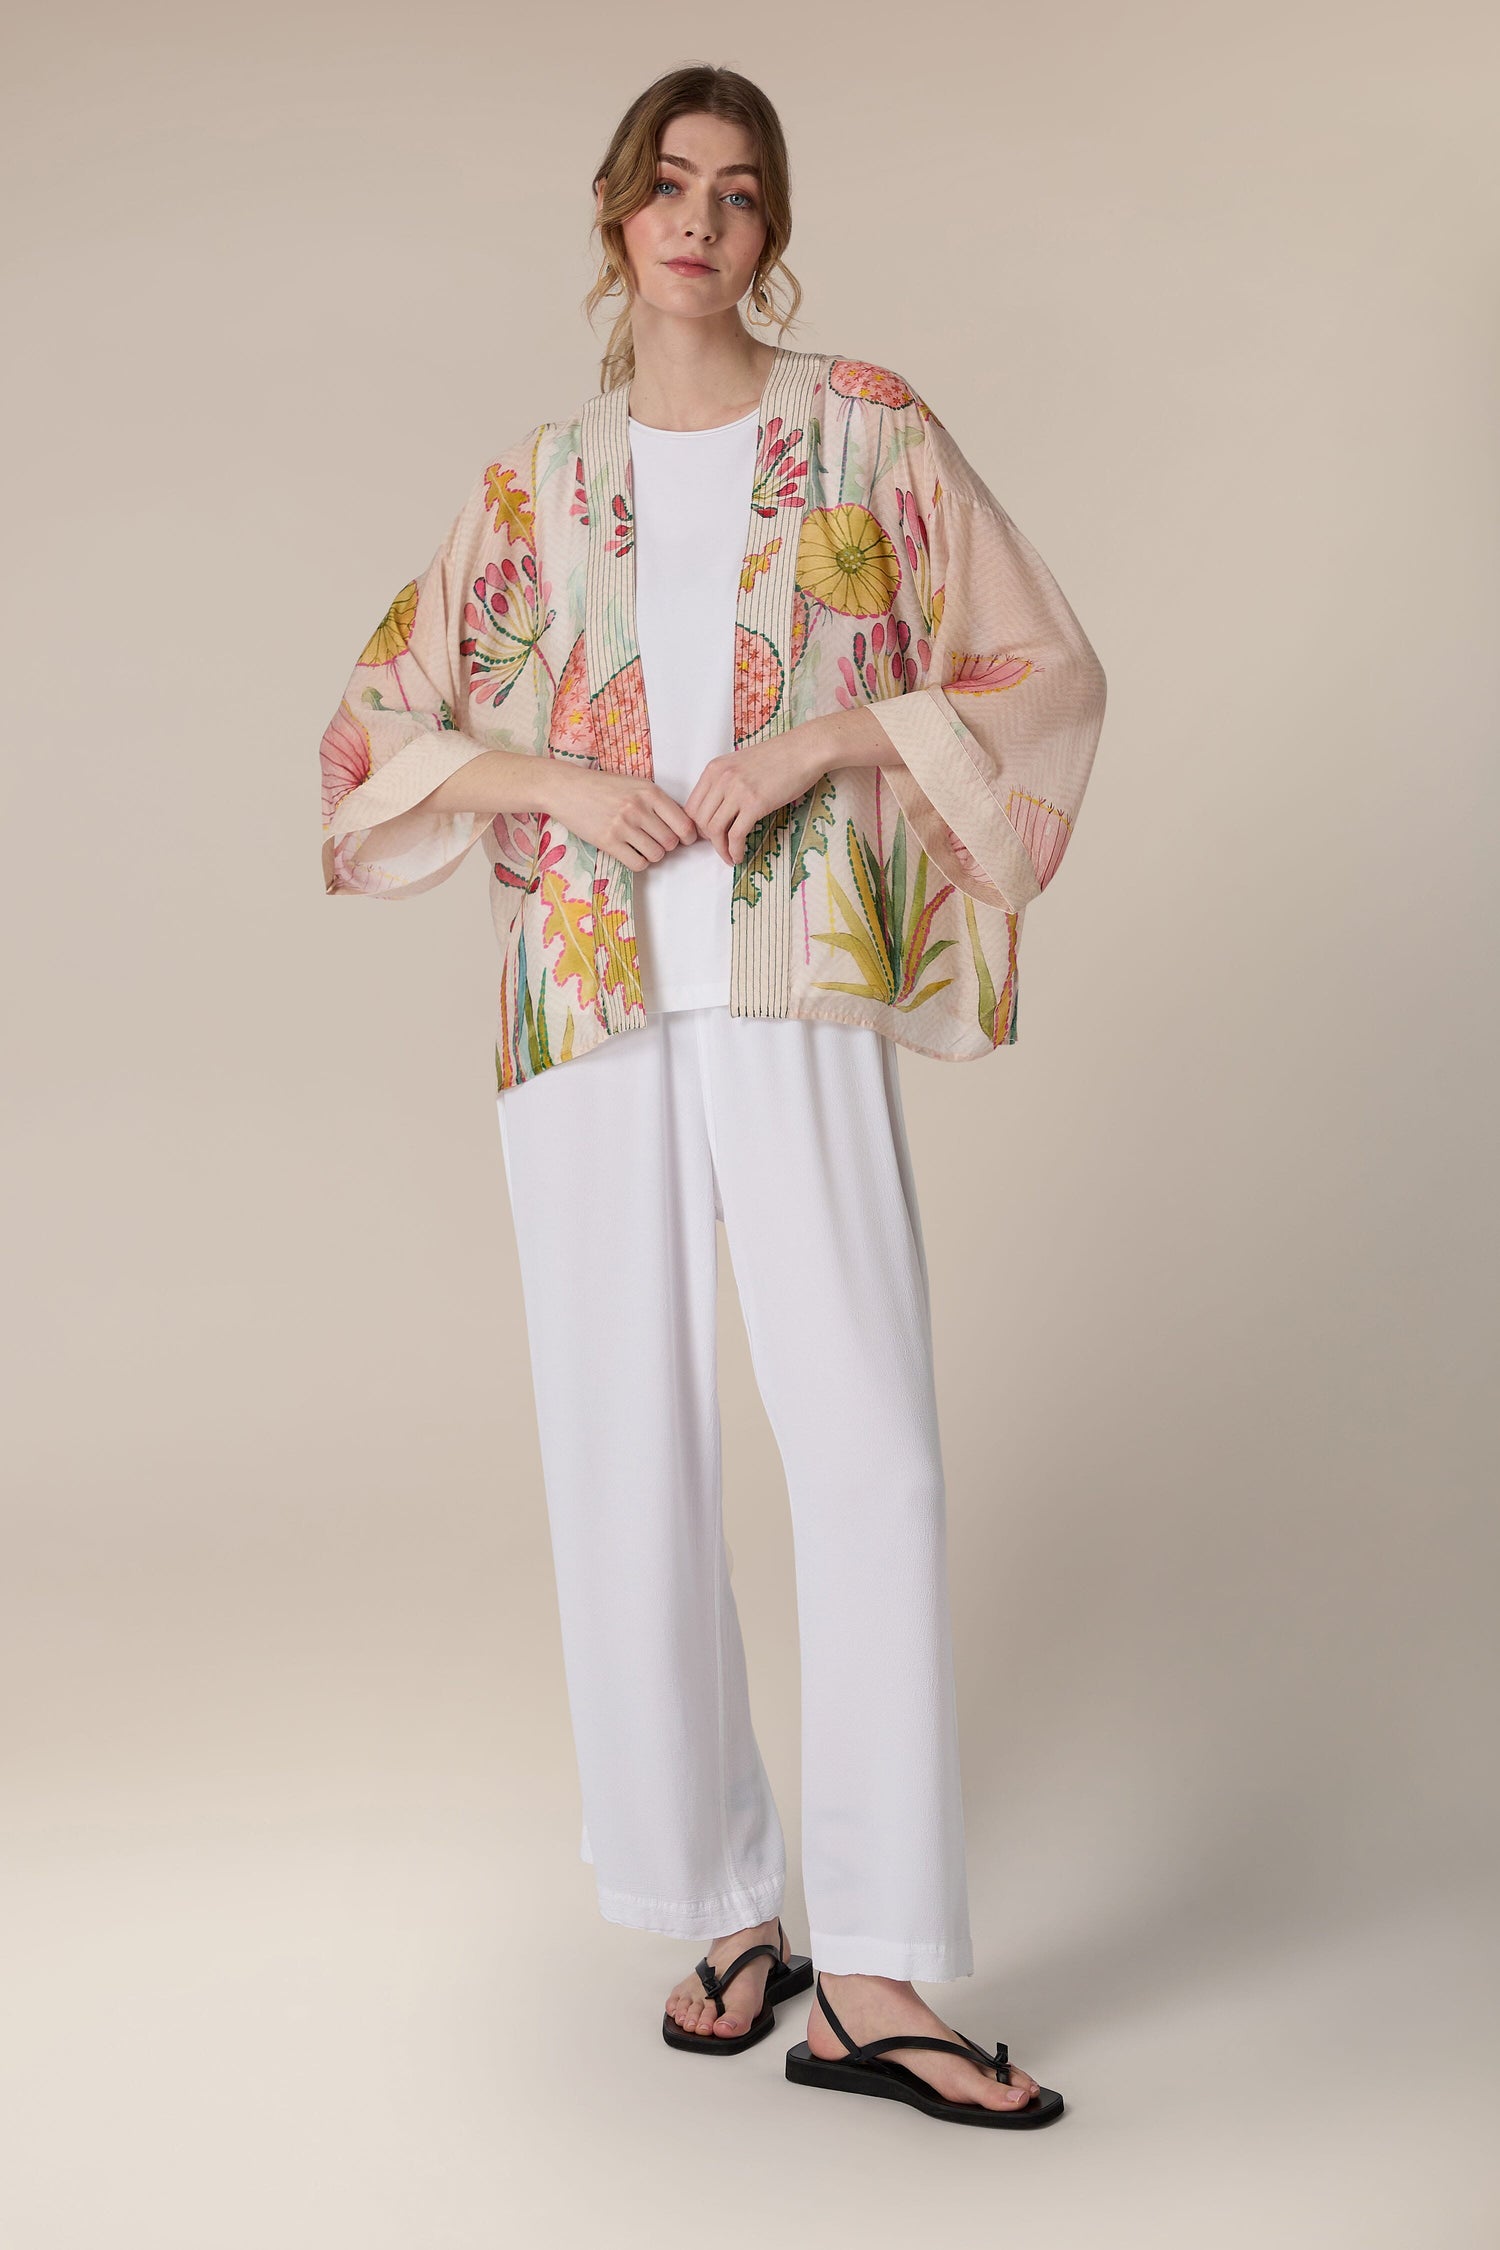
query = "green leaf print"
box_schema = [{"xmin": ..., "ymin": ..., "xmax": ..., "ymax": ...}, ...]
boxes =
[
  {"xmin": 732, "ymin": 772, "xmax": 838, "ymax": 910},
  {"xmin": 811, "ymin": 816, "xmax": 957, "ymax": 1012}
]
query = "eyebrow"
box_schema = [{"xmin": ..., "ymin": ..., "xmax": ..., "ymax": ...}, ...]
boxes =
[{"xmin": 657, "ymin": 152, "xmax": 762, "ymax": 181}]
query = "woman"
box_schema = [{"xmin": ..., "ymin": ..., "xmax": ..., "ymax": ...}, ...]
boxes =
[{"xmin": 320, "ymin": 65, "xmax": 1106, "ymax": 2129}]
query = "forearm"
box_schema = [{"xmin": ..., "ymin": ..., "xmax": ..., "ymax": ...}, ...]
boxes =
[
  {"xmin": 419, "ymin": 744, "xmax": 573, "ymax": 821},
  {"xmin": 782, "ymin": 701, "xmax": 902, "ymax": 791},
  {"xmin": 421, "ymin": 705, "xmax": 900, "ymax": 824}
]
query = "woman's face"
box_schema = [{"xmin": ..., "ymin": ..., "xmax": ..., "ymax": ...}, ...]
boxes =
[{"xmin": 609, "ymin": 110, "xmax": 769, "ymax": 323}]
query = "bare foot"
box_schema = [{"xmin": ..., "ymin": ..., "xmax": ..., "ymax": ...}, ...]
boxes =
[
  {"xmin": 808, "ymin": 1973, "xmax": 1043, "ymax": 2111},
  {"xmin": 663, "ymin": 1917, "xmax": 790, "ymax": 2040}
]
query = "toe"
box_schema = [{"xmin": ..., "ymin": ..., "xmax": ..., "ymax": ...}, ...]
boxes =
[
  {"xmin": 966, "ymin": 2075, "xmax": 1010, "ymax": 2109},
  {"xmin": 978, "ymin": 2071, "xmax": 1031, "ymax": 2109}
]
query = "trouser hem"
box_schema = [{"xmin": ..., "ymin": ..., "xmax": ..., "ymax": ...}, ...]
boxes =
[
  {"xmin": 809, "ymin": 1931, "xmax": 975, "ymax": 1979},
  {"xmin": 594, "ymin": 1869, "xmax": 787, "ymax": 1942}
]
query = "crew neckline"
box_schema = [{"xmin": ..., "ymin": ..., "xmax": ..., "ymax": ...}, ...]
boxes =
[{"xmin": 627, "ymin": 405, "xmax": 761, "ymax": 436}]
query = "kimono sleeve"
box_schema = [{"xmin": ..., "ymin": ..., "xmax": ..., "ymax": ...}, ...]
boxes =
[
  {"xmin": 319, "ymin": 472, "xmax": 509, "ymax": 900},
  {"xmin": 869, "ymin": 415, "xmax": 1108, "ymax": 914}
]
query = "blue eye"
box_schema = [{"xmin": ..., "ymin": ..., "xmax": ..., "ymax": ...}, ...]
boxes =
[{"xmin": 653, "ymin": 178, "xmax": 755, "ymax": 208}]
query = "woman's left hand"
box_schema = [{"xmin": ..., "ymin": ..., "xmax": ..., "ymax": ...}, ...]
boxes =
[{"xmin": 684, "ymin": 721, "xmax": 831, "ymax": 867}]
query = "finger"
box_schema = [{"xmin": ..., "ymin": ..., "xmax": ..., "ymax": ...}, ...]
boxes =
[
  {"xmin": 685, "ymin": 759, "xmax": 732, "ymax": 818},
  {"xmin": 623, "ymin": 808, "xmax": 686, "ymax": 860},
  {"xmin": 684, "ymin": 783, "xmax": 724, "ymax": 836},
  {"xmin": 649, "ymin": 790, "xmax": 699, "ymax": 845},
  {"xmin": 636, "ymin": 796, "xmax": 694, "ymax": 848}
]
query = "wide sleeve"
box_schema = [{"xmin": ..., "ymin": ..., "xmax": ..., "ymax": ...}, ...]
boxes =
[
  {"xmin": 319, "ymin": 471, "xmax": 511, "ymax": 900},
  {"xmin": 868, "ymin": 413, "xmax": 1108, "ymax": 915}
]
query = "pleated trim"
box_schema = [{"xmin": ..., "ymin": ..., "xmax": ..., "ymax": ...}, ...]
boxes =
[{"xmin": 579, "ymin": 345, "xmax": 829, "ymax": 1032}]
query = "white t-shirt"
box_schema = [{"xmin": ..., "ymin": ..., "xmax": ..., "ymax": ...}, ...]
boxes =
[{"xmin": 626, "ymin": 405, "xmax": 760, "ymax": 1012}]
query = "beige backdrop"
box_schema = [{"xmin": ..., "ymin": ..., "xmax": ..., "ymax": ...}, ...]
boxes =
[{"xmin": 3, "ymin": 1, "xmax": 1496, "ymax": 2243}]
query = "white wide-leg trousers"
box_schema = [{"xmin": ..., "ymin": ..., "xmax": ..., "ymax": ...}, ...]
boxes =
[{"xmin": 496, "ymin": 1004, "xmax": 973, "ymax": 1979}]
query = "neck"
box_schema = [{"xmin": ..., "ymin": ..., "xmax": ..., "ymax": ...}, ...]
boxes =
[{"xmin": 624, "ymin": 311, "xmax": 780, "ymax": 432}]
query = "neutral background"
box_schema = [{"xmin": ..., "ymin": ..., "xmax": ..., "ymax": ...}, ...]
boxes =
[{"xmin": 3, "ymin": 1, "xmax": 1496, "ymax": 2243}]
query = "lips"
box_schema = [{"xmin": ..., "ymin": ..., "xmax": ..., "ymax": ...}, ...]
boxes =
[{"xmin": 665, "ymin": 258, "xmax": 715, "ymax": 274}]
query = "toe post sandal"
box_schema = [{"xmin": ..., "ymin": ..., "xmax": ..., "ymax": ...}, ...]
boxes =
[
  {"xmin": 784, "ymin": 1970, "xmax": 1065, "ymax": 2127},
  {"xmin": 662, "ymin": 1917, "xmax": 814, "ymax": 2054}
]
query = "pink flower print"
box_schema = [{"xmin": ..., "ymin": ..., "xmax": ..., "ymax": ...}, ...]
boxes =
[
  {"xmin": 835, "ymin": 616, "xmax": 919, "ymax": 709},
  {"xmin": 320, "ymin": 700, "xmax": 372, "ymax": 821},
  {"xmin": 609, "ymin": 489, "xmax": 634, "ymax": 557},
  {"xmin": 732, "ymin": 625, "xmax": 784, "ymax": 744},
  {"xmin": 547, "ymin": 631, "xmax": 598, "ymax": 759},
  {"xmin": 750, "ymin": 417, "xmax": 808, "ymax": 517},
  {"xmin": 490, "ymin": 806, "xmax": 565, "ymax": 900},
  {"xmin": 462, "ymin": 552, "xmax": 552, "ymax": 708},
  {"xmin": 1004, "ymin": 790, "xmax": 1071, "ymax": 891},
  {"xmin": 943, "ymin": 651, "xmax": 1035, "ymax": 694},
  {"xmin": 827, "ymin": 359, "xmax": 916, "ymax": 409},
  {"xmin": 592, "ymin": 655, "xmax": 652, "ymax": 777},
  {"xmin": 897, "ymin": 486, "xmax": 930, "ymax": 575}
]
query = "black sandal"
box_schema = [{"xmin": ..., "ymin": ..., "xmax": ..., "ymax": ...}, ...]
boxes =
[
  {"xmin": 784, "ymin": 1970, "xmax": 1065, "ymax": 2127},
  {"xmin": 661, "ymin": 1917, "xmax": 813, "ymax": 2054}
]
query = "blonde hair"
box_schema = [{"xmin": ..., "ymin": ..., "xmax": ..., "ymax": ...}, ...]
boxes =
[{"xmin": 584, "ymin": 64, "xmax": 803, "ymax": 392}]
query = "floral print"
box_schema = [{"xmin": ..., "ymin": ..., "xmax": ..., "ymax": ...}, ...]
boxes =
[
  {"xmin": 319, "ymin": 700, "xmax": 371, "ymax": 822},
  {"xmin": 795, "ymin": 503, "xmax": 900, "ymax": 617},
  {"xmin": 546, "ymin": 632, "xmax": 595, "ymax": 758},
  {"xmin": 812, "ymin": 808, "xmax": 958, "ymax": 1012},
  {"xmin": 592, "ymin": 655, "xmax": 651, "ymax": 776},
  {"xmin": 828, "ymin": 359, "xmax": 916, "ymax": 409},
  {"xmin": 357, "ymin": 580, "xmax": 419, "ymax": 668},
  {"xmin": 462, "ymin": 552, "xmax": 553, "ymax": 708},
  {"xmin": 750, "ymin": 416, "xmax": 809, "ymax": 517},
  {"xmin": 732, "ymin": 624, "xmax": 783, "ymax": 743},
  {"xmin": 484, "ymin": 463, "xmax": 535, "ymax": 544},
  {"xmin": 320, "ymin": 347, "xmax": 1107, "ymax": 1088}
]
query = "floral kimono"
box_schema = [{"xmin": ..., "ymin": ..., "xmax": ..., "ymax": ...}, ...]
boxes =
[{"xmin": 319, "ymin": 346, "xmax": 1108, "ymax": 1089}]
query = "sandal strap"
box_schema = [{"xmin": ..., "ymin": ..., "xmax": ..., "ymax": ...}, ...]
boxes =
[
  {"xmin": 848, "ymin": 2032, "xmax": 1011, "ymax": 2079},
  {"xmin": 812, "ymin": 1971, "xmax": 1010, "ymax": 2080},
  {"xmin": 694, "ymin": 1940, "xmax": 784, "ymax": 2011}
]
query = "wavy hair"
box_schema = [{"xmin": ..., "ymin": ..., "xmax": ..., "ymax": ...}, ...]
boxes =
[{"xmin": 583, "ymin": 64, "xmax": 802, "ymax": 392}]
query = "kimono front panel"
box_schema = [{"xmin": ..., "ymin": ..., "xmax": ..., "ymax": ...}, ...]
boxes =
[{"xmin": 320, "ymin": 347, "xmax": 1108, "ymax": 1091}]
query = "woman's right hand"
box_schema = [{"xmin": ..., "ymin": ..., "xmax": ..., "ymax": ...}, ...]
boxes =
[{"xmin": 547, "ymin": 766, "xmax": 701, "ymax": 873}]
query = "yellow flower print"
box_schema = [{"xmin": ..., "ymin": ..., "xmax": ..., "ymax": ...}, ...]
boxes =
[
  {"xmin": 739, "ymin": 537, "xmax": 782, "ymax": 591},
  {"xmin": 796, "ymin": 505, "xmax": 900, "ymax": 618},
  {"xmin": 358, "ymin": 579, "xmax": 418, "ymax": 667}
]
